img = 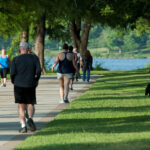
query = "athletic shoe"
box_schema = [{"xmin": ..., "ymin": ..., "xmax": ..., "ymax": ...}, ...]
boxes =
[
  {"xmin": 19, "ymin": 127, "xmax": 27, "ymax": 133},
  {"xmin": 3, "ymin": 83, "xmax": 6, "ymax": 87},
  {"xmin": 64, "ymin": 97, "xmax": 69, "ymax": 103},
  {"xmin": 70, "ymin": 86, "xmax": 73, "ymax": 90},
  {"xmin": 59, "ymin": 100, "xmax": 64, "ymax": 104},
  {"xmin": 0, "ymin": 83, "xmax": 4, "ymax": 87},
  {"xmin": 27, "ymin": 118, "xmax": 36, "ymax": 131}
]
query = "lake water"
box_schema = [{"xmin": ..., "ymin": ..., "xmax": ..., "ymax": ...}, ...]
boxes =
[{"xmin": 45, "ymin": 58, "xmax": 150, "ymax": 71}]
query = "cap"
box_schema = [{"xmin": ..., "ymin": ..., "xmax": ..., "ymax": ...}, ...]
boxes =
[
  {"xmin": 19, "ymin": 42, "xmax": 29, "ymax": 51},
  {"xmin": 19, "ymin": 42, "xmax": 29, "ymax": 47}
]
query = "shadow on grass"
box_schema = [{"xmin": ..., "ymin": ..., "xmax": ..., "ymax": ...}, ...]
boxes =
[
  {"xmin": 63, "ymin": 105, "xmax": 150, "ymax": 113},
  {"xmin": 91, "ymin": 81, "xmax": 146, "ymax": 91},
  {"xmin": 14, "ymin": 139, "xmax": 150, "ymax": 150},
  {"xmin": 78, "ymin": 95, "xmax": 149, "ymax": 101},
  {"xmin": 96, "ymin": 70, "xmax": 149, "ymax": 84},
  {"xmin": 33, "ymin": 115, "xmax": 150, "ymax": 136}
]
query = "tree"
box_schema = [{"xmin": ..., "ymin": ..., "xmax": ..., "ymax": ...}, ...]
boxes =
[
  {"xmin": 34, "ymin": 14, "xmax": 46, "ymax": 73},
  {"xmin": 0, "ymin": 0, "xmax": 150, "ymax": 71}
]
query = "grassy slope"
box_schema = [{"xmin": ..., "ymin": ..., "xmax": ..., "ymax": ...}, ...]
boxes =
[{"xmin": 14, "ymin": 69, "xmax": 150, "ymax": 150}]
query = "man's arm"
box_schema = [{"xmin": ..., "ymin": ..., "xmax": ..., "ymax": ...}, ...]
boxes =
[
  {"xmin": 51, "ymin": 54, "xmax": 59, "ymax": 72},
  {"xmin": 34, "ymin": 55, "xmax": 42, "ymax": 81},
  {"xmin": 10, "ymin": 58, "xmax": 16, "ymax": 84}
]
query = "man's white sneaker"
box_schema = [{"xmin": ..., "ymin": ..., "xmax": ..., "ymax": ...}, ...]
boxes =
[{"xmin": 59, "ymin": 100, "xmax": 64, "ymax": 104}]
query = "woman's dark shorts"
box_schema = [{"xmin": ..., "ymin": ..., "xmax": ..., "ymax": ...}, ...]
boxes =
[
  {"xmin": 14, "ymin": 86, "xmax": 36, "ymax": 104},
  {"xmin": 0, "ymin": 68, "xmax": 8, "ymax": 78}
]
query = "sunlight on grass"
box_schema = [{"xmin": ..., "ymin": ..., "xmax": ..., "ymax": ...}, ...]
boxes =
[{"xmin": 14, "ymin": 69, "xmax": 150, "ymax": 150}]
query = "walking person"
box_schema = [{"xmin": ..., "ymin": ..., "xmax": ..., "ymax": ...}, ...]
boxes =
[
  {"xmin": 73, "ymin": 48, "xmax": 80, "ymax": 81},
  {"xmin": 80, "ymin": 49, "xmax": 93, "ymax": 82},
  {"xmin": 10, "ymin": 42, "xmax": 41, "ymax": 133},
  {"xmin": 51, "ymin": 43, "xmax": 79, "ymax": 103},
  {"xmin": 0, "ymin": 49, "xmax": 10, "ymax": 87},
  {"xmin": 68, "ymin": 45, "xmax": 77, "ymax": 90}
]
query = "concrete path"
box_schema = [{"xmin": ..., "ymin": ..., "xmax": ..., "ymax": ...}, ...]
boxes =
[{"xmin": 0, "ymin": 75, "xmax": 100, "ymax": 150}]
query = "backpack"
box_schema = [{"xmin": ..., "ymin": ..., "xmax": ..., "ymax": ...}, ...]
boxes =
[{"xmin": 82, "ymin": 55, "xmax": 92, "ymax": 70}]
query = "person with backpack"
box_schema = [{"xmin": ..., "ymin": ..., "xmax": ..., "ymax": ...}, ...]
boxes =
[
  {"xmin": 68, "ymin": 45, "xmax": 77, "ymax": 90},
  {"xmin": 73, "ymin": 48, "xmax": 81, "ymax": 81},
  {"xmin": 80, "ymin": 49, "xmax": 93, "ymax": 82}
]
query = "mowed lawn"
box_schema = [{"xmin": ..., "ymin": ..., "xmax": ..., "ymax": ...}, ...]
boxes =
[{"xmin": 14, "ymin": 70, "xmax": 150, "ymax": 150}]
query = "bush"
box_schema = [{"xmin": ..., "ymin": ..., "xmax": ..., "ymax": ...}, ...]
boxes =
[{"xmin": 94, "ymin": 64, "xmax": 108, "ymax": 71}]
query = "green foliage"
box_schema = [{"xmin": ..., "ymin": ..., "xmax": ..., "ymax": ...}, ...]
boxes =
[
  {"xmin": 144, "ymin": 63, "xmax": 150, "ymax": 69},
  {"xmin": 6, "ymin": 32, "xmax": 22, "ymax": 61},
  {"xmin": 88, "ymin": 25, "xmax": 150, "ymax": 58},
  {"xmin": 122, "ymin": 34, "xmax": 139, "ymax": 51},
  {"xmin": 136, "ymin": 18, "xmax": 150, "ymax": 36},
  {"xmin": 94, "ymin": 64, "xmax": 108, "ymax": 71},
  {"xmin": 0, "ymin": 0, "xmax": 149, "ymax": 60}
]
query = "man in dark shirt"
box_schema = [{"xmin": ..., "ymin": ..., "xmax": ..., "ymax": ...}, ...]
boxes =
[{"xmin": 11, "ymin": 42, "xmax": 41, "ymax": 133}]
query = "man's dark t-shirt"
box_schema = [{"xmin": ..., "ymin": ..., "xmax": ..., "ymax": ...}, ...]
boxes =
[{"xmin": 10, "ymin": 54, "xmax": 41, "ymax": 88}]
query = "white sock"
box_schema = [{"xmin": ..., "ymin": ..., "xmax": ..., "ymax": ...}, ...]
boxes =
[{"xmin": 21, "ymin": 123, "xmax": 26, "ymax": 128}]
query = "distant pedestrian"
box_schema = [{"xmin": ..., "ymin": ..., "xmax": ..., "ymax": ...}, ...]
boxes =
[
  {"xmin": 52, "ymin": 43, "xmax": 79, "ymax": 103},
  {"xmin": 73, "ymin": 48, "xmax": 80, "ymax": 81},
  {"xmin": 68, "ymin": 45, "xmax": 77, "ymax": 90},
  {"xmin": 0, "ymin": 49, "xmax": 10, "ymax": 87},
  {"xmin": 10, "ymin": 42, "xmax": 41, "ymax": 133},
  {"xmin": 80, "ymin": 49, "xmax": 93, "ymax": 82}
]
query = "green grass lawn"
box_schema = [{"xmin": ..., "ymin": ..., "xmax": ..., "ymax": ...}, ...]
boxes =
[{"xmin": 14, "ymin": 69, "xmax": 150, "ymax": 150}]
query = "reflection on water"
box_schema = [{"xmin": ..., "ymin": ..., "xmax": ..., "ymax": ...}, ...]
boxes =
[{"xmin": 45, "ymin": 58, "xmax": 150, "ymax": 71}]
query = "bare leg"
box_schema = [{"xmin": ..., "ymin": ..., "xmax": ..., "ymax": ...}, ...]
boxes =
[
  {"xmin": 18, "ymin": 104, "xmax": 26, "ymax": 127},
  {"xmin": 64, "ymin": 77, "xmax": 70, "ymax": 99},
  {"xmin": 27, "ymin": 104, "xmax": 35, "ymax": 119},
  {"xmin": 3, "ymin": 78, "xmax": 6, "ymax": 87},
  {"xmin": 27, "ymin": 104, "xmax": 36, "ymax": 131},
  {"xmin": 70, "ymin": 79, "xmax": 73, "ymax": 90},
  {"xmin": 59, "ymin": 78, "xmax": 64, "ymax": 100},
  {"xmin": 3, "ymin": 78, "xmax": 6, "ymax": 84},
  {"xmin": 1, "ymin": 78, "xmax": 4, "ymax": 84}
]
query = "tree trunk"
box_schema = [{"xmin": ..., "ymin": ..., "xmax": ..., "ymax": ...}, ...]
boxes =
[
  {"xmin": 70, "ymin": 19, "xmax": 81, "ymax": 50},
  {"xmin": 80, "ymin": 23, "xmax": 91, "ymax": 54},
  {"xmin": 35, "ymin": 14, "xmax": 46, "ymax": 74},
  {"xmin": 20, "ymin": 28, "xmax": 29, "ymax": 42},
  {"xmin": 70, "ymin": 20, "xmax": 91, "ymax": 55}
]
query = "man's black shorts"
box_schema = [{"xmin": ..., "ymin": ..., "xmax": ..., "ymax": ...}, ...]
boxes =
[
  {"xmin": 0, "ymin": 68, "xmax": 8, "ymax": 78},
  {"xmin": 14, "ymin": 86, "xmax": 36, "ymax": 104}
]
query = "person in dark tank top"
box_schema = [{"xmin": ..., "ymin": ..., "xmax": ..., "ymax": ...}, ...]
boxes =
[{"xmin": 52, "ymin": 43, "xmax": 80, "ymax": 103}]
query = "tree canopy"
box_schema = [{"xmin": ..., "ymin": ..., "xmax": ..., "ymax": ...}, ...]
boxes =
[{"xmin": 0, "ymin": 0, "xmax": 150, "ymax": 71}]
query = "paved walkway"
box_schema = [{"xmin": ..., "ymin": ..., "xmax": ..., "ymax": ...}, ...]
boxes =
[{"xmin": 0, "ymin": 75, "xmax": 100, "ymax": 150}]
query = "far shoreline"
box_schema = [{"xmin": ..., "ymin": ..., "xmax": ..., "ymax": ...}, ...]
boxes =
[{"xmin": 93, "ymin": 57, "xmax": 150, "ymax": 59}]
